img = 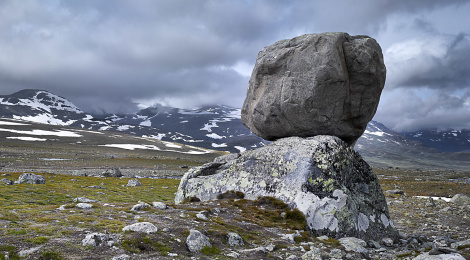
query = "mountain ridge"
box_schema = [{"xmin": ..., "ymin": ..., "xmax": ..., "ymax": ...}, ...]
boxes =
[{"xmin": 1, "ymin": 89, "xmax": 469, "ymax": 170}]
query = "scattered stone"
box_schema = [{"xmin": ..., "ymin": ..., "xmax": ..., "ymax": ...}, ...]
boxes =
[
  {"xmin": 122, "ymin": 222, "xmax": 158, "ymax": 234},
  {"xmin": 131, "ymin": 201, "xmax": 150, "ymax": 211},
  {"xmin": 381, "ymin": 237, "xmax": 394, "ymax": 247},
  {"xmin": 339, "ymin": 237, "xmax": 368, "ymax": 254},
  {"xmin": 241, "ymin": 32, "xmax": 386, "ymax": 145},
  {"xmin": 152, "ymin": 202, "xmax": 167, "ymax": 209},
  {"xmin": 301, "ymin": 246, "xmax": 322, "ymax": 260},
  {"xmin": 176, "ymin": 136, "xmax": 398, "ymax": 240},
  {"xmin": 426, "ymin": 197, "xmax": 436, "ymax": 207},
  {"xmin": 101, "ymin": 168, "xmax": 122, "ymax": 177},
  {"xmin": 451, "ymin": 239, "xmax": 470, "ymax": 249},
  {"xmin": 16, "ymin": 173, "xmax": 46, "ymax": 184},
  {"xmin": 283, "ymin": 232, "xmax": 300, "ymax": 244},
  {"xmin": 368, "ymin": 240, "xmax": 382, "ymax": 249},
  {"xmin": 1, "ymin": 178, "xmax": 14, "ymax": 185},
  {"xmin": 386, "ymin": 189, "xmax": 404, "ymax": 195},
  {"xmin": 413, "ymin": 252, "xmax": 465, "ymax": 260},
  {"xmin": 1, "ymin": 173, "xmax": 11, "ymax": 177},
  {"xmin": 58, "ymin": 205, "xmax": 66, "ymax": 211},
  {"xmin": 226, "ymin": 251, "xmax": 240, "ymax": 258},
  {"xmin": 196, "ymin": 212, "xmax": 209, "ymax": 221},
  {"xmin": 73, "ymin": 197, "xmax": 97, "ymax": 203},
  {"xmin": 186, "ymin": 229, "xmax": 211, "ymax": 253},
  {"xmin": 87, "ymin": 185, "xmax": 106, "ymax": 189},
  {"xmin": 127, "ymin": 178, "xmax": 142, "ymax": 187},
  {"xmin": 76, "ymin": 203, "xmax": 93, "ymax": 209},
  {"xmin": 18, "ymin": 246, "xmax": 42, "ymax": 257},
  {"xmin": 82, "ymin": 232, "xmax": 109, "ymax": 246},
  {"xmin": 112, "ymin": 254, "xmax": 130, "ymax": 260},
  {"xmin": 329, "ymin": 248, "xmax": 345, "ymax": 259},
  {"xmin": 429, "ymin": 247, "xmax": 458, "ymax": 255},
  {"xmin": 72, "ymin": 170, "xmax": 87, "ymax": 177},
  {"xmin": 227, "ymin": 232, "xmax": 244, "ymax": 247},
  {"xmin": 450, "ymin": 194, "xmax": 470, "ymax": 206}
]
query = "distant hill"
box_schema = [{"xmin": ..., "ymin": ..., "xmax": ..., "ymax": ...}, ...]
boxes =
[
  {"xmin": 1, "ymin": 89, "xmax": 470, "ymax": 170},
  {"xmin": 403, "ymin": 129, "xmax": 470, "ymax": 152}
]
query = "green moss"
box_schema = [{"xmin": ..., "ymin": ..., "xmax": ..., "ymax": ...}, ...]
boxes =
[
  {"xmin": 8, "ymin": 229, "xmax": 27, "ymax": 235},
  {"xmin": 0, "ymin": 245, "xmax": 19, "ymax": 260},
  {"xmin": 121, "ymin": 233, "xmax": 171, "ymax": 255},
  {"xmin": 200, "ymin": 245, "xmax": 220, "ymax": 255},
  {"xmin": 396, "ymin": 252, "xmax": 413, "ymax": 258},
  {"xmin": 27, "ymin": 236, "xmax": 49, "ymax": 244},
  {"xmin": 38, "ymin": 251, "xmax": 63, "ymax": 260}
]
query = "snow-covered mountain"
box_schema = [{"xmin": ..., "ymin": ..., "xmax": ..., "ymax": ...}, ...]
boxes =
[
  {"xmin": 1, "ymin": 89, "xmax": 469, "ymax": 169},
  {"xmin": 403, "ymin": 129, "xmax": 470, "ymax": 152}
]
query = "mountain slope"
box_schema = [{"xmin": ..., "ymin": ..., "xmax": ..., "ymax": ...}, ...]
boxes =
[{"xmin": 403, "ymin": 129, "xmax": 470, "ymax": 152}]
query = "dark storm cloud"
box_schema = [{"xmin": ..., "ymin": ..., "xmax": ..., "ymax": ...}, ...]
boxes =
[{"xmin": 1, "ymin": 0, "xmax": 470, "ymax": 131}]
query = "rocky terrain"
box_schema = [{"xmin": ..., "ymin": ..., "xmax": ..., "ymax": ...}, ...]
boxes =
[{"xmin": 0, "ymin": 169, "xmax": 469, "ymax": 260}]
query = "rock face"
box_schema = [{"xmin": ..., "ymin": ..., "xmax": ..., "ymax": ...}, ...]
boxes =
[
  {"xmin": 175, "ymin": 135, "xmax": 397, "ymax": 240},
  {"xmin": 241, "ymin": 32, "xmax": 386, "ymax": 145}
]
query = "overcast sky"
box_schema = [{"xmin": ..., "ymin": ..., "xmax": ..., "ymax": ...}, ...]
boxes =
[{"xmin": 1, "ymin": 0, "xmax": 470, "ymax": 132}]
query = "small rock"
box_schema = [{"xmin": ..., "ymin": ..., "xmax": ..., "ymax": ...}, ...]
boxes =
[
  {"xmin": 82, "ymin": 232, "xmax": 109, "ymax": 246},
  {"xmin": 168, "ymin": 252, "xmax": 178, "ymax": 256},
  {"xmin": 153, "ymin": 202, "xmax": 167, "ymax": 209},
  {"xmin": 450, "ymin": 194, "xmax": 470, "ymax": 206},
  {"xmin": 227, "ymin": 232, "xmax": 245, "ymax": 247},
  {"xmin": 429, "ymin": 247, "xmax": 458, "ymax": 255},
  {"xmin": 112, "ymin": 254, "xmax": 130, "ymax": 260},
  {"xmin": 16, "ymin": 173, "xmax": 46, "ymax": 184},
  {"xmin": 329, "ymin": 248, "xmax": 344, "ymax": 259},
  {"xmin": 283, "ymin": 232, "xmax": 300, "ymax": 244},
  {"xmin": 1, "ymin": 178, "xmax": 14, "ymax": 185},
  {"xmin": 381, "ymin": 237, "xmax": 394, "ymax": 247},
  {"xmin": 18, "ymin": 246, "xmax": 42, "ymax": 257},
  {"xmin": 413, "ymin": 252, "xmax": 465, "ymax": 260},
  {"xmin": 226, "ymin": 251, "xmax": 240, "ymax": 258},
  {"xmin": 87, "ymin": 185, "xmax": 106, "ymax": 189},
  {"xmin": 339, "ymin": 237, "xmax": 368, "ymax": 254},
  {"xmin": 451, "ymin": 239, "xmax": 470, "ymax": 249},
  {"xmin": 265, "ymin": 244, "xmax": 275, "ymax": 252},
  {"xmin": 72, "ymin": 170, "xmax": 87, "ymax": 177},
  {"xmin": 131, "ymin": 201, "xmax": 150, "ymax": 211},
  {"xmin": 426, "ymin": 197, "xmax": 436, "ymax": 207},
  {"xmin": 122, "ymin": 222, "xmax": 158, "ymax": 233},
  {"xmin": 76, "ymin": 203, "xmax": 93, "ymax": 209},
  {"xmin": 301, "ymin": 246, "xmax": 322, "ymax": 260},
  {"xmin": 433, "ymin": 236, "xmax": 451, "ymax": 248},
  {"xmin": 196, "ymin": 213, "xmax": 208, "ymax": 221},
  {"xmin": 101, "ymin": 168, "xmax": 122, "ymax": 177},
  {"xmin": 127, "ymin": 178, "xmax": 142, "ymax": 187},
  {"xmin": 386, "ymin": 189, "xmax": 404, "ymax": 195},
  {"xmin": 368, "ymin": 240, "xmax": 382, "ymax": 249},
  {"xmin": 186, "ymin": 229, "xmax": 211, "ymax": 253},
  {"xmin": 58, "ymin": 205, "xmax": 67, "ymax": 211},
  {"xmin": 73, "ymin": 197, "xmax": 97, "ymax": 203}
]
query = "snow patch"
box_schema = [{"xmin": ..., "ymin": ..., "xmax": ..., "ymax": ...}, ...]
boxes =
[
  {"xmin": 0, "ymin": 128, "xmax": 82, "ymax": 137},
  {"xmin": 6, "ymin": 136, "xmax": 47, "ymax": 141},
  {"xmin": 206, "ymin": 133, "xmax": 224, "ymax": 139},
  {"xmin": 212, "ymin": 143, "xmax": 227, "ymax": 148},
  {"xmin": 234, "ymin": 146, "xmax": 246, "ymax": 152},
  {"xmin": 0, "ymin": 120, "xmax": 30, "ymax": 126},
  {"xmin": 140, "ymin": 120, "xmax": 151, "ymax": 127}
]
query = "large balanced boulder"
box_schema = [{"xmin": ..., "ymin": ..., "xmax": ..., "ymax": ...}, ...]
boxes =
[
  {"xmin": 242, "ymin": 32, "xmax": 386, "ymax": 145},
  {"xmin": 175, "ymin": 135, "xmax": 398, "ymax": 240}
]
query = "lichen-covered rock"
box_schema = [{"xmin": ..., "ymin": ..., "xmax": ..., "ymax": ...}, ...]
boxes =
[
  {"xmin": 227, "ymin": 232, "xmax": 244, "ymax": 247},
  {"xmin": 242, "ymin": 33, "xmax": 385, "ymax": 145},
  {"xmin": 450, "ymin": 194, "xmax": 470, "ymax": 206},
  {"xmin": 175, "ymin": 135, "xmax": 398, "ymax": 240},
  {"xmin": 122, "ymin": 222, "xmax": 158, "ymax": 234},
  {"xmin": 127, "ymin": 178, "xmax": 142, "ymax": 187},
  {"xmin": 186, "ymin": 229, "xmax": 211, "ymax": 253},
  {"xmin": 16, "ymin": 173, "xmax": 46, "ymax": 184},
  {"xmin": 82, "ymin": 232, "xmax": 109, "ymax": 246}
]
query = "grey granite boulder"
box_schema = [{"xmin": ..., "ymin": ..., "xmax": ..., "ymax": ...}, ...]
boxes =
[
  {"xmin": 186, "ymin": 229, "xmax": 211, "ymax": 253},
  {"xmin": 175, "ymin": 135, "xmax": 397, "ymax": 240},
  {"xmin": 16, "ymin": 173, "xmax": 46, "ymax": 184},
  {"xmin": 242, "ymin": 32, "xmax": 386, "ymax": 145},
  {"xmin": 82, "ymin": 232, "xmax": 109, "ymax": 246},
  {"xmin": 122, "ymin": 222, "xmax": 158, "ymax": 234},
  {"xmin": 127, "ymin": 178, "xmax": 142, "ymax": 187}
]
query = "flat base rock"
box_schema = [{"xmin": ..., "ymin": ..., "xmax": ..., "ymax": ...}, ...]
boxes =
[{"xmin": 175, "ymin": 135, "xmax": 398, "ymax": 241}]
